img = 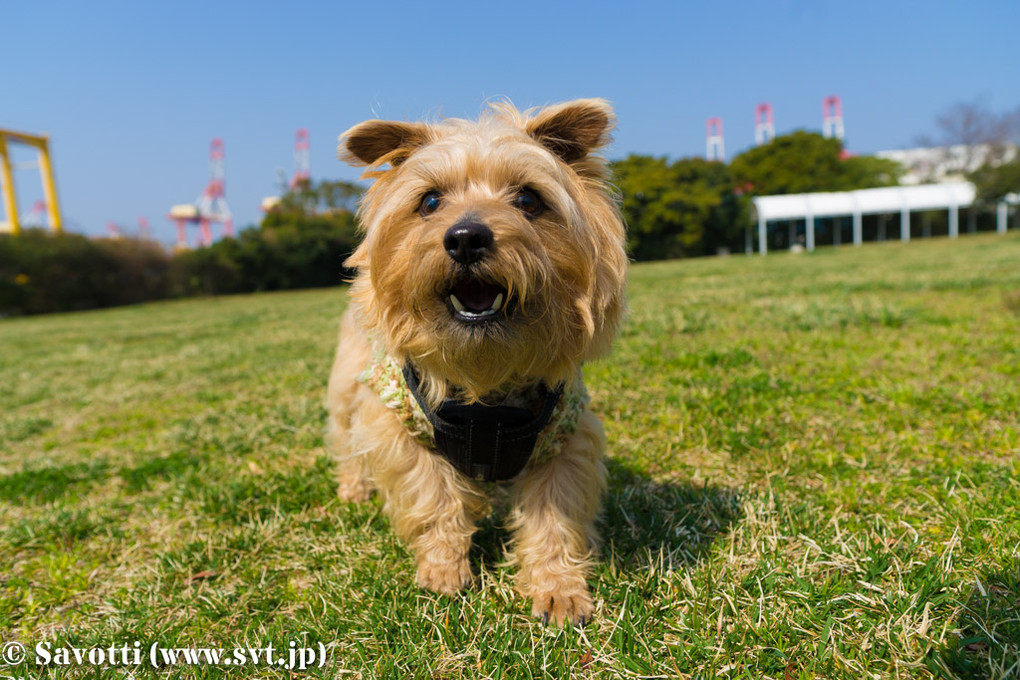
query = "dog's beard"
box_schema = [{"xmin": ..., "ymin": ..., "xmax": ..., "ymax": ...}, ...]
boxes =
[
  {"xmin": 363, "ymin": 251, "xmax": 578, "ymax": 403},
  {"xmin": 425, "ymin": 257, "xmax": 550, "ymax": 350}
]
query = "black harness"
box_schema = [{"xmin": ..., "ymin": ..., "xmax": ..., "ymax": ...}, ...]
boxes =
[{"xmin": 402, "ymin": 365, "xmax": 563, "ymax": 482}]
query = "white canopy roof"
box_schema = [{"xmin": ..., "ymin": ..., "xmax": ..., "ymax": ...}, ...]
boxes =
[{"xmin": 751, "ymin": 182, "xmax": 976, "ymax": 222}]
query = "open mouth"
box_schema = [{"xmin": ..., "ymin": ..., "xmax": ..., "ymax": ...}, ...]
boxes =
[{"xmin": 447, "ymin": 278, "xmax": 508, "ymax": 323}]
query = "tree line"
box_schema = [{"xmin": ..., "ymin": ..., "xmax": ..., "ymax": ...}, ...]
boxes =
[
  {"xmin": 0, "ymin": 180, "xmax": 360, "ymax": 316},
  {"xmin": 614, "ymin": 131, "xmax": 903, "ymax": 260},
  {"xmin": 616, "ymin": 100, "xmax": 1020, "ymax": 261}
]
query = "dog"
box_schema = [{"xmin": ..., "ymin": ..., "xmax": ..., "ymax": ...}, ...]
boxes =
[{"xmin": 325, "ymin": 98, "xmax": 627, "ymax": 626}]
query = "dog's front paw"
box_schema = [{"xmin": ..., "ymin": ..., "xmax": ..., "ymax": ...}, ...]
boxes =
[
  {"xmin": 531, "ymin": 589, "xmax": 594, "ymax": 627},
  {"xmin": 336, "ymin": 479, "xmax": 371, "ymax": 503},
  {"xmin": 416, "ymin": 559, "xmax": 473, "ymax": 595}
]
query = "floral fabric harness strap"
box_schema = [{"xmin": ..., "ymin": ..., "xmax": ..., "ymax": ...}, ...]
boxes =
[{"xmin": 359, "ymin": 351, "xmax": 589, "ymax": 483}]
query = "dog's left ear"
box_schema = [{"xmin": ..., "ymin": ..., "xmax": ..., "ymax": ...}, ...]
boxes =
[{"xmin": 526, "ymin": 99, "xmax": 615, "ymax": 164}]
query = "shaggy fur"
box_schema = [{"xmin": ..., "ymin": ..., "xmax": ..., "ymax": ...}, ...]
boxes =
[{"xmin": 325, "ymin": 99, "xmax": 627, "ymax": 625}]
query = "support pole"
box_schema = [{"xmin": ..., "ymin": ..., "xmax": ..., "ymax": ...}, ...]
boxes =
[
  {"xmin": 758, "ymin": 215, "xmax": 767, "ymax": 255},
  {"xmin": 175, "ymin": 219, "xmax": 188, "ymax": 248},
  {"xmin": 36, "ymin": 143, "xmax": 62, "ymax": 234},
  {"xmin": 998, "ymin": 202, "xmax": 1008, "ymax": 234},
  {"xmin": 949, "ymin": 205, "xmax": 958, "ymax": 238},
  {"xmin": 0, "ymin": 136, "xmax": 17, "ymax": 235},
  {"xmin": 806, "ymin": 214, "xmax": 816, "ymax": 251},
  {"xmin": 853, "ymin": 211, "xmax": 862, "ymax": 246},
  {"xmin": 901, "ymin": 208, "xmax": 910, "ymax": 242}
]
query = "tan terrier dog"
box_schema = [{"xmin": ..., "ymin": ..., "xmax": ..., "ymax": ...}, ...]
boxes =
[{"xmin": 326, "ymin": 99, "xmax": 627, "ymax": 626}]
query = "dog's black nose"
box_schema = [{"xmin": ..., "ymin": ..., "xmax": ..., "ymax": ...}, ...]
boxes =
[{"xmin": 443, "ymin": 222, "xmax": 493, "ymax": 265}]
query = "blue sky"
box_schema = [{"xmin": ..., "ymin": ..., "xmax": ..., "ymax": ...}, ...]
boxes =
[{"xmin": 2, "ymin": 0, "xmax": 1017, "ymax": 243}]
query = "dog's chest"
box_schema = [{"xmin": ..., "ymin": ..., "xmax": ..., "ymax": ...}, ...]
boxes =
[{"xmin": 359, "ymin": 351, "xmax": 588, "ymax": 482}]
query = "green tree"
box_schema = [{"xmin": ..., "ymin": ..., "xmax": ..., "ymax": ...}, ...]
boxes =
[
  {"xmin": 730, "ymin": 131, "xmax": 901, "ymax": 195},
  {"xmin": 841, "ymin": 155, "xmax": 903, "ymax": 190},
  {"xmin": 969, "ymin": 158, "xmax": 1020, "ymax": 203},
  {"xmin": 613, "ymin": 155, "xmax": 742, "ymax": 260},
  {"xmin": 277, "ymin": 178, "xmax": 363, "ymax": 215},
  {"xmin": 173, "ymin": 179, "xmax": 362, "ymax": 295}
]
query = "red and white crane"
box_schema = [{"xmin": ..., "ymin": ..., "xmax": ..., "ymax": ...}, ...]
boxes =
[
  {"xmin": 262, "ymin": 128, "xmax": 312, "ymax": 212},
  {"xmin": 706, "ymin": 117, "xmax": 724, "ymax": 161},
  {"xmin": 290, "ymin": 128, "xmax": 310, "ymax": 189},
  {"xmin": 755, "ymin": 103, "xmax": 775, "ymax": 145},
  {"xmin": 822, "ymin": 96, "xmax": 844, "ymax": 141},
  {"xmin": 169, "ymin": 138, "xmax": 233, "ymax": 248}
]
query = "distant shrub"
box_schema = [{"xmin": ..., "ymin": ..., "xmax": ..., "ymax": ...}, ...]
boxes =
[
  {"xmin": 170, "ymin": 238, "xmax": 243, "ymax": 296},
  {"xmin": 171, "ymin": 210, "xmax": 358, "ymax": 297},
  {"xmin": 0, "ymin": 229, "xmax": 173, "ymax": 316},
  {"xmin": 0, "ymin": 197, "xmax": 360, "ymax": 316}
]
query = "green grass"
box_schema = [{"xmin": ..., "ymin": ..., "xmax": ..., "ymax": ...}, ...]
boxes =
[{"xmin": 1, "ymin": 233, "xmax": 1019, "ymax": 679}]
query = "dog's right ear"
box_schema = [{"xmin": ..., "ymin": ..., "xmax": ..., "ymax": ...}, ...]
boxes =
[{"xmin": 339, "ymin": 120, "xmax": 432, "ymax": 168}]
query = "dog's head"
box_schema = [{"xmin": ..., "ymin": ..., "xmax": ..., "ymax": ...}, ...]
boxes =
[{"xmin": 340, "ymin": 99, "xmax": 627, "ymax": 403}]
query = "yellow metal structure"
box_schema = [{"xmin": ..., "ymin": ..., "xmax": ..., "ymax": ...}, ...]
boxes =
[{"xmin": 0, "ymin": 128, "xmax": 62, "ymax": 235}]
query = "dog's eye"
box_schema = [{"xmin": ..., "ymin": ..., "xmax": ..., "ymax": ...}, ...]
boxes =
[
  {"xmin": 419, "ymin": 191, "xmax": 442, "ymax": 216},
  {"xmin": 512, "ymin": 188, "xmax": 544, "ymax": 217}
]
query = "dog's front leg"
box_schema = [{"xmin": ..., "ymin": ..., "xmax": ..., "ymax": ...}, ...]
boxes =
[
  {"xmin": 510, "ymin": 409, "xmax": 608, "ymax": 626},
  {"xmin": 373, "ymin": 427, "xmax": 488, "ymax": 595}
]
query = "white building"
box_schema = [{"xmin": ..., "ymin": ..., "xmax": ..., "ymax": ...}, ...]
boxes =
[
  {"xmin": 875, "ymin": 144, "xmax": 1017, "ymax": 185},
  {"xmin": 748, "ymin": 182, "xmax": 1016, "ymax": 255}
]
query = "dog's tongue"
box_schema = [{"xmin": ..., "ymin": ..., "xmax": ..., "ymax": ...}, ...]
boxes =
[{"xmin": 454, "ymin": 280, "xmax": 502, "ymax": 312}]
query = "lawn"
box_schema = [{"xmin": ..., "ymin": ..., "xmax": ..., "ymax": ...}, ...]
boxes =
[{"xmin": 1, "ymin": 233, "xmax": 1018, "ymax": 679}]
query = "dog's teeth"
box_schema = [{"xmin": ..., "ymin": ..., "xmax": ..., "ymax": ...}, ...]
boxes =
[
  {"xmin": 490, "ymin": 293, "xmax": 504, "ymax": 312},
  {"xmin": 450, "ymin": 294, "xmax": 466, "ymax": 312}
]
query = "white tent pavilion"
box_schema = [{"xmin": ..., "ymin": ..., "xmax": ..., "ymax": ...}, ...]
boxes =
[{"xmin": 747, "ymin": 182, "xmax": 1004, "ymax": 254}]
